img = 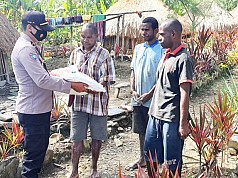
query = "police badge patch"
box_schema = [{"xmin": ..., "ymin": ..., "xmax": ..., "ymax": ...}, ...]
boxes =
[{"xmin": 30, "ymin": 53, "xmax": 38, "ymax": 60}]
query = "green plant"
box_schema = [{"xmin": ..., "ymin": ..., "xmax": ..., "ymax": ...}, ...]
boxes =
[
  {"xmin": 0, "ymin": 138, "xmax": 11, "ymax": 160},
  {"xmin": 188, "ymin": 25, "xmax": 215, "ymax": 82},
  {"xmin": 207, "ymin": 89, "xmax": 237, "ymax": 146},
  {"xmin": 189, "ymin": 105, "xmax": 211, "ymax": 172},
  {"xmin": 51, "ymin": 95, "xmax": 69, "ymax": 120},
  {"xmin": 212, "ymin": 28, "xmax": 238, "ymax": 70},
  {"xmin": 221, "ymin": 73, "xmax": 238, "ymax": 112},
  {"xmin": 118, "ymin": 151, "xmax": 180, "ymax": 178},
  {"xmin": 0, "ymin": 120, "xmax": 24, "ymax": 161},
  {"xmin": 189, "ymin": 89, "xmax": 237, "ymax": 177}
]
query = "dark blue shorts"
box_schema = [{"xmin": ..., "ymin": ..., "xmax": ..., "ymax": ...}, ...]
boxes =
[
  {"xmin": 132, "ymin": 106, "xmax": 149, "ymax": 134},
  {"xmin": 144, "ymin": 116, "xmax": 184, "ymax": 171}
]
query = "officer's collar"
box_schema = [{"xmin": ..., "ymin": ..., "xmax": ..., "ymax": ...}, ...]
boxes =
[{"xmin": 20, "ymin": 33, "xmax": 33, "ymax": 43}]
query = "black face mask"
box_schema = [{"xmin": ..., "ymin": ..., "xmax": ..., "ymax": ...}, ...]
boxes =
[{"xmin": 31, "ymin": 25, "xmax": 47, "ymax": 41}]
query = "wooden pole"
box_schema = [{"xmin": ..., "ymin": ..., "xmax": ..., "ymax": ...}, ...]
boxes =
[
  {"xmin": 115, "ymin": 16, "xmax": 121, "ymax": 58},
  {"xmin": 121, "ymin": 14, "xmax": 125, "ymax": 61},
  {"xmin": 106, "ymin": 9, "xmax": 156, "ymax": 16},
  {"xmin": 132, "ymin": 38, "xmax": 135, "ymax": 53},
  {"xmin": 4, "ymin": 54, "xmax": 10, "ymax": 83},
  {"xmin": 70, "ymin": 25, "xmax": 73, "ymax": 53}
]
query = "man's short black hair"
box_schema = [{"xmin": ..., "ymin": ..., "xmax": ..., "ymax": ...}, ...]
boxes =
[
  {"xmin": 83, "ymin": 23, "xmax": 98, "ymax": 34},
  {"xmin": 164, "ymin": 18, "xmax": 183, "ymax": 34},
  {"xmin": 142, "ymin": 17, "xmax": 158, "ymax": 30}
]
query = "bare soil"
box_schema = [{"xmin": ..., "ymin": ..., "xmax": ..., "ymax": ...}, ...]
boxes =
[
  {"xmin": 39, "ymin": 59, "xmax": 238, "ymax": 178},
  {"xmin": 2, "ymin": 57, "xmax": 237, "ymax": 178}
]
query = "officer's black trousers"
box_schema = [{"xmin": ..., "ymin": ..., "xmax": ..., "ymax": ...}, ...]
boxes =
[{"xmin": 18, "ymin": 112, "xmax": 51, "ymax": 178}]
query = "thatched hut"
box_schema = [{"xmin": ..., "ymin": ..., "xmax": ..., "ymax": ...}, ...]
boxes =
[
  {"xmin": 230, "ymin": 6, "xmax": 238, "ymax": 22},
  {"xmin": 184, "ymin": 1, "xmax": 236, "ymax": 31},
  {"xmin": 0, "ymin": 12, "xmax": 19, "ymax": 82},
  {"xmin": 104, "ymin": 0, "xmax": 179, "ymax": 54}
]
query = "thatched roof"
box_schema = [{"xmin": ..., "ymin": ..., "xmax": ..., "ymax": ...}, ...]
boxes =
[
  {"xmin": 185, "ymin": 1, "xmax": 236, "ymax": 31},
  {"xmin": 230, "ymin": 6, "xmax": 238, "ymax": 22},
  {"xmin": 105, "ymin": 0, "xmax": 179, "ymax": 38},
  {"xmin": 0, "ymin": 12, "xmax": 19, "ymax": 54}
]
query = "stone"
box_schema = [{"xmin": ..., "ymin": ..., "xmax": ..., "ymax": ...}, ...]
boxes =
[
  {"xmin": 49, "ymin": 133, "xmax": 65, "ymax": 145},
  {"xmin": 114, "ymin": 138, "xmax": 123, "ymax": 147},
  {"xmin": 0, "ymin": 156, "xmax": 19, "ymax": 178},
  {"xmin": 108, "ymin": 107, "xmax": 125, "ymax": 117},
  {"xmin": 7, "ymin": 96, "xmax": 17, "ymax": 102},
  {"xmin": 0, "ymin": 80, "xmax": 6, "ymax": 87},
  {"xmin": 16, "ymin": 161, "xmax": 22, "ymax": 178},
  {"xmin": 113, "ymin": 82, "xmax": 130, "ymax": 98},
  {"xmin": 118, "ymin": 133, "xmax": 126, "ymax": 138},
  {"xmin": 9, "ymin": 89, "xmax": 18, "ymax": 93},
  {"xmin": 107, "ymin": 120, "xmax": 118, "ymax": 127},
  {"xmin": 228, "ymin": 134, "xmax": 238, "ymax": 150},
  {"xmin": 229, "ymin": 147, "xmax": 237, "ymax": 156},
  {"xmin": 84, "ymin": 139, "xmax": 91, "ymax": 153},
  {"xmin": 52, "ymin": 143, "xmax": 71, "ymax": 164},
  {"xmin": 50, "ymin": 122, "xmax": 70, "ymax": 137},
  {"xmin": 118, "ymin": 127, "xmax": 124, "ymax": 133},
  {"xmin": 0, "ymin": 121, "xmax": 12, "ymax": 128},
  {"xmin": 43, "ymin": 148, "xmax": 54, "ymax": 166},
  {"xmin": 60, "ymin": 138, "xmax": 71, "ymax": 143},
  {"xmin": 0, "ymin": 113, "xmax": 12, "ymax": 122},
  {"xmin": 234, "ymin": 164, "xmax": 238, "ymax": 176},
  {"xmin": 9, "ymin": 92, "xmax": 18, "ymax": 96},
  {"xmin": 119, "ymin": 104, "xmax": 132, "ymax": 112}
]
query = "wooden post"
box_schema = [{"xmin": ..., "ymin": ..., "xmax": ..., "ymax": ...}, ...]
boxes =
[
  {"xmin": 70, "ymin": 25, "xmax": 73, "ymax": 53},
  {"xmin": 4, "ymin": 54, "xmax": 10, "ymax": 83},
  {"xmin": 132, "ymin": 38, "xmax": 135, "ymax": 53},
  {"xmin": 121, "ymin": 14, "xmax": 125, "ymax": 61},
  {"xmin": 115, "ymin": 16, "xmax": 121, "ymax": 58}
]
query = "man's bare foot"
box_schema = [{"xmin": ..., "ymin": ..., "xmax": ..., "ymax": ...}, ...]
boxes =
[
  {"xmin": 90, "ymin": 169, "xmax": 101, "ymax": 178},
  {"xmin": 125, "ymin": 159, "xmax": 146, "ymax": 171}
]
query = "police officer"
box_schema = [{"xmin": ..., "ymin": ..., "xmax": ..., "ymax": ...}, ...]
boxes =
[{"xmin": 11, "ymin": 10, "xmax": 88, "ymax": 178}]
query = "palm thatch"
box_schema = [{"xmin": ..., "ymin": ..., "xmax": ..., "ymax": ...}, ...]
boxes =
[
  {"xmin": 0, "ymin": 12, "xmax": 19, "ymax": 54},
  {"xmin": 185, "ymin": 1, "xmax": 236, "ymax": 31},
  {"xmin": 230, "ymin": 5, "xmax": 238, "ymax": 22},
  {"xmin": 105, "ymin": 0, "xmax": 180, "ymax": 38}
]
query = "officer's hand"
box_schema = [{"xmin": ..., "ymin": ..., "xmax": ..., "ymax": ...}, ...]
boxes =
[{"xmin": 71, "ymin": 82, "xmax": 88, "ymax": 93}]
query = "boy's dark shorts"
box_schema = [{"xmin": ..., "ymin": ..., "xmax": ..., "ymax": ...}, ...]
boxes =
[{"xmin": 132, "ymin": 105, "xmax": 149, "ymax": 134}]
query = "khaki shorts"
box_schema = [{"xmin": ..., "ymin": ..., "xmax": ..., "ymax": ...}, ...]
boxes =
[{"xmin": 70, "ymin": 110, "xmax": 107, "ymax": 141}]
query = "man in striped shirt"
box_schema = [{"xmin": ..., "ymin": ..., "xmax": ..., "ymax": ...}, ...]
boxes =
[{"xmin": 69, "ymin": 23, "xmax": 115, "ymax": 178}]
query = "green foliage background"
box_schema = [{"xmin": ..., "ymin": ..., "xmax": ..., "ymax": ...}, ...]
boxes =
[
  {"xmin": 0, "ymin": 0, "xmax": 116, "ymax": 46},
  {"xmin": 0, "ymin": 0, "xmax": 238, "ymax": 47}
]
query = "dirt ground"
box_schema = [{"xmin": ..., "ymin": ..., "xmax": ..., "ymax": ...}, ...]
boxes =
[
  {"xmin": 1, "ymin": 58, "xmax": 237, "ymax": 178},
  {"xmin": 37, "ymin": 59, "xmax": 238, "ymax": 178}
]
